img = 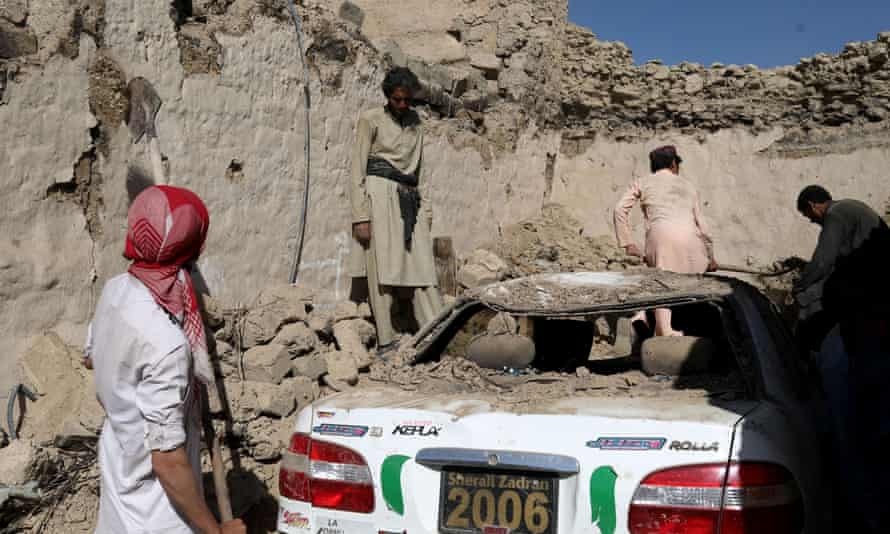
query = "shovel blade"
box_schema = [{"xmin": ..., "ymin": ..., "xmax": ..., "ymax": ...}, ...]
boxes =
[{"xmin": 126, "ymin": 77, "xmax": 162, "ymax": 143}]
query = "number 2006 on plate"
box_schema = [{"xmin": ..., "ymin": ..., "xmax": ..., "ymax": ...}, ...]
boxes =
[{"xmin": 438, "ymin": 469, "xmax": 558, "ymax": 534}]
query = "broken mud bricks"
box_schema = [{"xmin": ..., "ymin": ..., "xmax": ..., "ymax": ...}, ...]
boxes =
[
  {"xmin": 233, "ymin": 381, "xmax": 296, "ymax": 421},
  {"xmin": 458, "ymin": 248, "xmax": 509, "ymax": 288},
  {"xmin": 333, "ymin": 319, "xmax": 376, "ymax": 369},
  {"xmin": 16, "ymin": 333, "xmax": 103, "ymax": 446},
  {"xmin": 292, "ymin": 352, "xmax": 328, "ymax": 380},
  {"xmin": 0, "ymin": 439, "xmax": 43, "ymax": 486},
  {"xmin": 243, "ymin": 344, "xmax": 291, "ymax": 384},
  {"xmin": 273, "ymin": 322, "xmax": 318, "ymax": 357},
  {"xmin": 242, "ymin": 284, "xmax": 311, "ymax": 347},
  {"xmin": 201, "ymin": 288, "xmax": 384, "ymax": 466},
  {"xmin": 323, "ymin": 351, "xmax": 360, "ymax": 390}
]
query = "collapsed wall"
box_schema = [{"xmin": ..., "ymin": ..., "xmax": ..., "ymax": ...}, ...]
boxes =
[{"xmin": 1, "ymin": 0, "xmax": 889, "ymax": 400}]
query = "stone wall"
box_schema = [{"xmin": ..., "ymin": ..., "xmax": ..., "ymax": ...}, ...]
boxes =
[
  {"xmin": 560, "ymin": 24, "xmax": 890, "ymax": 140},
  {"xmin": 2, "ymin": 0, "xmax": 890, "ymax": 399}
]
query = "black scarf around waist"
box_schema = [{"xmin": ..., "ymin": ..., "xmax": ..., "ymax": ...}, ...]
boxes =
[{"xmin": 366, "ymin": 156, "xmax": 421, "ymax": 248}]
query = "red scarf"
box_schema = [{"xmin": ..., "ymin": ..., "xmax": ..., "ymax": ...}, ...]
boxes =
[{"xmin": 125, "ymin": 185, "xmax": 214, "ymax": 384}]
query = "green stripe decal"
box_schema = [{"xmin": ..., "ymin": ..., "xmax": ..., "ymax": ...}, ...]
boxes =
[
  {"xmin": 381, "ymin": 455, "xmax": 411, "ymax": 515},
  {"xmin": 590, "ymin": 465, "xmax": 618, "ymax": 534}
]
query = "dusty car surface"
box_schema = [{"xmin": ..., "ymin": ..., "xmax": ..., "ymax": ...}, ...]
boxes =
[{"xmin": 277, "ymin": 271, "xmax": 827, "ymax": 534}]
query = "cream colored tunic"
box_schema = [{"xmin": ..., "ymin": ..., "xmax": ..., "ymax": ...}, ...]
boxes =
[
  {"xmin": 348, "ymin": 107, "xmax": 436, "ymax": 286},
  {"xmin": 613, "ymin": 169, "xmax": 714, "ymax": 274}
]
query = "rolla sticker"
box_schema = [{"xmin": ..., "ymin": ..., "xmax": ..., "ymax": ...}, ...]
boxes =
[{"xmin": 669, "ymin": 440, "xmax": 719, "ymax": 452}]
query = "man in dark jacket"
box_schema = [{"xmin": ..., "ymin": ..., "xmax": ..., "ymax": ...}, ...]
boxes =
[{"xmin": 794, "ymin": 185, "xmax": 890, "ymax": 532}]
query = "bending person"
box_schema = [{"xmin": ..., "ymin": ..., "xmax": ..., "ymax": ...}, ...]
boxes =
[{"xmin": 613, "ymin": 145, "xmax": 717, "ymax": 336}]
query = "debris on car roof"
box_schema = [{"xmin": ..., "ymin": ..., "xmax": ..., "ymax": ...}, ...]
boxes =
[{"xmin": 468, "ymin": 270, "xmax": 737, "ymax": 314}]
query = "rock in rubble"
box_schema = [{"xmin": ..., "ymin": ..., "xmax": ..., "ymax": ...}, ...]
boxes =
[
  {"xmin": 333, "ymin": 300, "xmax": 359, "ymax": 322},
  {"xmin": 470, "ymin": 52, "xmax": 502, "ymax": 76},
  {"xmin": 323, "ymin": 351, "xmax": 359, "ymax": 389},
  {"xmin": 333, "ymin": 319, "xmax": 376, "ymax": 369},
  {"xmin": 236, "ymin": 380, "xmax": 297, "ymax": 419},
  {"xmin": 288, "ymin": 376, "xmax": 321, "ymax": 411},
  {"xmin": 244, "ymin": 417, "xmax": 280, "ymax": 462},
  {"xmin": 273, "ymin": 322, "xmax": 318, "ymax": 357},
  {"xmin": 292, "ymin": 352, "xmax": 329, "ymax": 381},
  {"xmin": 19, "ymin": 332, "xmax": 72, "ymax": 396},
  {"xmin": 307, "ymin": 308, "xmax": 334, "ymax": 335},
  {"xmin": 242, "ymin": 344, "xmax": 291, "ymax": 384},
  {"xmin": 357, "ymin": 302, "xmax": 373, "ymax": 321},
  {"xmin": 17, "ymin": 333, "xmax": 103, "ymax": 446},
  {"xmin": 458, "ymin": 249, "xmax": 509, "ymax": 288},
  {"xmin": 0, "ymin": 439, "xmax": 42, "ymax": 486},
  {"xmin": 56, "ymin": 373, "xmax": 105, "ymax": 448},
  {"xmin": 242, "ymin": 285, "xmax": 311, "ymax": 347}
]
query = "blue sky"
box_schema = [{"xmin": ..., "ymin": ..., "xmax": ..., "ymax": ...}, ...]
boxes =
[{"xmin": 568, "ymin": 0, "xmax": 890, "ymax": 68}]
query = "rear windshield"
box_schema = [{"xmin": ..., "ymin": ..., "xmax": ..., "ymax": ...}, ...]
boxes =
[{"xmin": 408, "ymin": 300, "xmax": 751, "ymax": 401}]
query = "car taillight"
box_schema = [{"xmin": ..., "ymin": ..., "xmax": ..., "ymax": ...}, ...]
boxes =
[
  {"xmin": 279, "ymin": 432, "xmax": 375, "ymax": 513},
  {"xmin": 628, "ymin": 462, "xmax": 803, "ymax": 534}
]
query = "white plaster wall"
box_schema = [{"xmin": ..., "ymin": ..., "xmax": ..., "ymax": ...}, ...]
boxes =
[
  {"xmin": 0, "ymin": 37, "xmax": 99, "ymax": 399},
  {"xmin": 552, "ymin": 129, "xmax": 890, "ymax": 267}
]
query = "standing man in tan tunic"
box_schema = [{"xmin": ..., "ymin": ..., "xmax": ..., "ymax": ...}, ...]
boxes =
[{"xmin": 349, "ymin": 67, "xmax": 443, "ymax": 354}]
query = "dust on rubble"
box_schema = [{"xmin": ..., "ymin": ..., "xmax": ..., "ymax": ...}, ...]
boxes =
[
  {"xmin": 491, "ymin": 203, "xmax": 638, "ymax": 276},
  {"xmin": 456, "ymin": 203, "xmax": 641, "ymax": 291},
  {"xmin": 0, "ymin": 285, "xmax": 381, "ymax": 533},
  {"xmin": 367, "ymin": 355, "xmax": 747, "ymax": 413}
]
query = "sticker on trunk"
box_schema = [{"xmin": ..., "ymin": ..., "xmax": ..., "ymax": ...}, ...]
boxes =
[
  {"xmin": 586, "ymin": 437, "xmax": 666, "ymax": 451},
  {"xmin": 312, "ymin": 424, "xmax": 368, "ymax": 438},
  {"xmin": 392, "ymin": 423, "xmax": 442, "ymax": 437},
  {"xmin": 280, "ymin": 510, "xmax": 310, "ymax": 531},
  {"xmin": 669, "ymin": 440, "xmax": 719, "ymax": 452}
]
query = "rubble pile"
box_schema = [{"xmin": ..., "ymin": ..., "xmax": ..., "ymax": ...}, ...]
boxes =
[
  {"xmin": 0, "ymin": 334, "xmax": 102, "ymax": 533},
  {"xmin": 457, "ymin": 204, "xmax": 640, "ymax": 288},
  {"xmin": 0, "ymin": 284, "xmax": 386, "ymax": 532},
  {"xmin": 561, "ymin": 24, "xmax": 890, "ymax": 139},
  {"xmin": 198, "ymin": 285, "xmax": 385, "ymax": 523}
]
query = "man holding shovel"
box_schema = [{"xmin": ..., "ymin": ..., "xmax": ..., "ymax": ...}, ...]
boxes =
[{"xmin": 85, "ymin": 186, "xmax": 244, "ymax": 534}]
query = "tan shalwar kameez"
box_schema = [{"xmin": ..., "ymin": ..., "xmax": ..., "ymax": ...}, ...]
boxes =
[
  {"xmin": 613, "ymin": 169, "xmax": 714, "ymax": 273},
  {"xmin": 349, "ymin": 106, "xmax": 443, "ymax": 345},
  {"xmin": 613, "ymin": 169, "xmax": 714, "ymax": 336}
]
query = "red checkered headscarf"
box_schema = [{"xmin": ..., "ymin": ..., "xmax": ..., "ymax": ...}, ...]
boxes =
[{"xmin": 125, "ymin": 185, "xmax": 214, "ymax": 385}]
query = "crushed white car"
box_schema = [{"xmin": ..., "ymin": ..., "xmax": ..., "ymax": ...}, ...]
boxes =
[{"xmin": 277, "ymin": 271, "xmax": 827, "ymax": 534}]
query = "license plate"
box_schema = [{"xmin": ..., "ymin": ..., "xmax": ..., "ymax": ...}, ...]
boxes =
[{"xmin": 439, "ymin": 468, "xmax": 558, "ymax": 534}]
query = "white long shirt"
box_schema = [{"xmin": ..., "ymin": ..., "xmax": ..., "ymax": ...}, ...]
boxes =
[{"xmin": 87, "ymin": 274, "xmax": 202, "ymax": 534}]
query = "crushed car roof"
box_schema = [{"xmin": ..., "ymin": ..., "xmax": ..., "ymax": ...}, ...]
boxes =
[{"xmin": 465, "ymin": 270, "xmax": 739, "ymax": 314}]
